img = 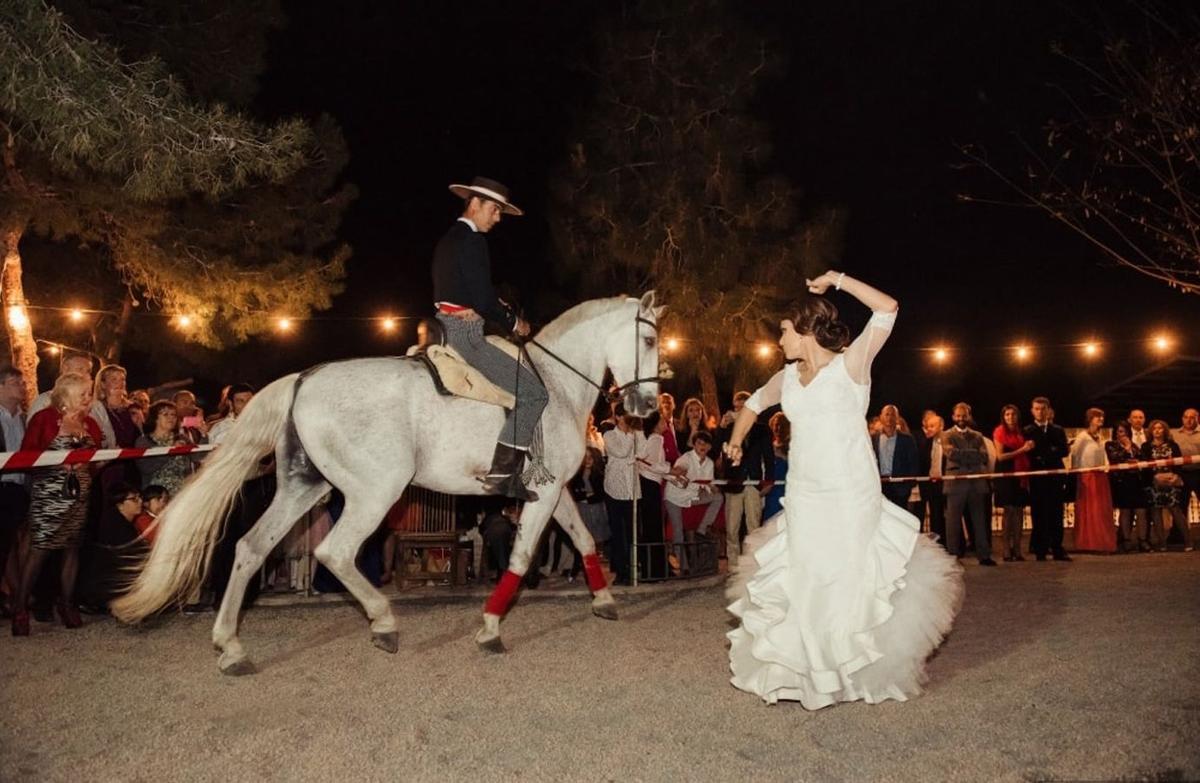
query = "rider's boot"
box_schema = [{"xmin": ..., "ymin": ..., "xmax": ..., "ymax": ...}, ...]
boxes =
[{"xmin": 481, "ymin": 443, "xmax": 539, "ymax": 502}]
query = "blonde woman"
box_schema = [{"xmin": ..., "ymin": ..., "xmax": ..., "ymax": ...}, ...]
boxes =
[
  {"xmin": 676, "ymin": 397, "xmax": 712, "ymax": 452},
  {"xmin": 11, "ymin": 373, "xmax": 103, "ymax": 636}
]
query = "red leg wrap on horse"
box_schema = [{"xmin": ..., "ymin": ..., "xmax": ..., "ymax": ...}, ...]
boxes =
[
  {"xmin": 583, "ymin": 553, "xmax": 608, "ymax": 592},
  {"xmin": 484, "ymin": 570, "xmax": 522, "ymax": 616}
]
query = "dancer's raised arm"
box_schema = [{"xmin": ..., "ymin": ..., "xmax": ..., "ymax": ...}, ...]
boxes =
[
  {"xmin": 805, "ymin": 270, "xmax": 898, "ymax": 314},
  {"xmin": 807, "ymin": 271, "xmax": 899, "ymax": 385}
]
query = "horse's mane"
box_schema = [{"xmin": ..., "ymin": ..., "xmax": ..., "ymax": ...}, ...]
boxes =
[{"xmin": 535, "ymin": 296, "xmax": 633, "ymax": 345}]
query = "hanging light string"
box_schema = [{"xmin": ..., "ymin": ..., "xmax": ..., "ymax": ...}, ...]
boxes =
[{"xmin": 6, "ymin": 302, "xmax": 1188, "ymax": 360}]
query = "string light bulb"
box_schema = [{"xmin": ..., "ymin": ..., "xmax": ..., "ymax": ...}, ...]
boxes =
[
  {"xmin": 174, "ymin": 314, "xmax": 193, "ymax": 329},
  {"xmin": 47, "ymin": 345, "xmax": 60, "ymax": 356},
  {"xmin": 664, "ymin": 337, "xmax": 680, "ymax": 353},
  {"xmin": 1152, "ymin": 333, "xmax": 1172, "ymax": 353},
  {"xmin": 277, "ymin": 317, "xmax": 293, "ymax": 332},
  {"xmin": 69, "ymin": 308, "xmax": 84, "ymax": 323},
  {"xmin": 380, "ymin": 317, "xmax": 397, "ymax": 333},
  {"xmin": 1082, "ymin": 341, "xmax": 1100, "ymax": 359},
  {"xmin": 932, "ymin": 346, "xmax": 950, "ymax": 364},
  {"xmin": 756, "ymin": 343, "xmax": 773, "ymax": 358},
  {"xmin": 7, "ymin": 305, "xmax": 28, "ymax": 329},
  {"xmin": 1014, "ymin": 344, "xmax": 1031, "ymax": 362}
]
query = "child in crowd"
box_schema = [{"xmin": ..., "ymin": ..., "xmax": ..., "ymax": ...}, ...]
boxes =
[
  {"xmin": 663, "ymin": 431, "xmax": 723, "ymax": 572},
  {"xmin": 134, "ymin": 485, "xmax": 169, "ymax": 545}
]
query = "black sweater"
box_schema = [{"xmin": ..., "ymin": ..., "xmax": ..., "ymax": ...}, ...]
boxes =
[{"xmin": 431, "ymin": 220, "xmax": 516, "ymax": 331}]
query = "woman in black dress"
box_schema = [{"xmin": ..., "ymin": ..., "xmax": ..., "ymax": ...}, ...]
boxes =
[{"xmin": 1105, "ymin": 420, "xmax": 1149, "ymax": 552}]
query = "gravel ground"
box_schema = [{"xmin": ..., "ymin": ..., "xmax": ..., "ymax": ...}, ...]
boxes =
[{"xmin": 2, "ymin": 554, "xmax": 1198, "ymax": 782}]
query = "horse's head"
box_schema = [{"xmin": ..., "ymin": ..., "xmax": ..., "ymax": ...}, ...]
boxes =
[{"xmin": 606, "ymin": 291, "xmax": 664, "ymax": 418}]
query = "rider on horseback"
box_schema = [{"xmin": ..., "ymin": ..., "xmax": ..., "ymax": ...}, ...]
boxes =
[{"xmin": 432, "ymin": 177, "xmax": 549, "ymax": 502}]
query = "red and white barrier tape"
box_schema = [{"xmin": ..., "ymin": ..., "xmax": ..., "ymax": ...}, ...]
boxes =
[
  {"xmin": 0, "ymin": 443, "xmax": 214, "ymax": 472},
  {"xmin": 878, "ymin": 453, "xmax": 1200, "ymax": 484},
  {"xmin": 634, "ymin": 454, "xmax": 1199, "ymax": 488}
]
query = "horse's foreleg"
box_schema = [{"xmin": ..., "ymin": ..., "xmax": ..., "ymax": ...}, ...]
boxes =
[
  {"xmin": 477, "ymin": 498, "xmax": 555, "ymax": 653},
  {"xmin": 213, "ymin": 478, "xmax": 331, "ymax": 676},
  {"xmin": 554, "ymin": 490, "xmax": 617, "ymax": 620},
  {"xmin": 313, "ymin": 499, "xmax": 400, "ymax": 654}
]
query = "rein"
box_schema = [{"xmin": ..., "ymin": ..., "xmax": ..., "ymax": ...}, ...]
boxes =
[{"xmin": 526, "ymin": 313, "xmax": 663, "ymax": 404}]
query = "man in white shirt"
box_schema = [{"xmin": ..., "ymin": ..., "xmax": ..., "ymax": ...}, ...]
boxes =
[
  {"xmin": 207, "ymin": 384, "xmax": 256, "ymax": 445},
  {"xmin": 0, "ymin": 365, "xmax": 30, "ymax": 601},
  {"xmin": 602, "ymin": 411, "xmax": 643, "ymax": 585},
  {"xmin": 1129, "ymin": 409, "xmax": 1148, "ymax": 447},
  {"xmin": 1173, "ymin": 408, "xmax": 1200, "ymax": 517}
]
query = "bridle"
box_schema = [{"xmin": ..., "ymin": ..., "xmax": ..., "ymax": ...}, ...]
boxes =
[{"xmin": 526, "ymin": 310, "xmax": 664, "ymax": 405}]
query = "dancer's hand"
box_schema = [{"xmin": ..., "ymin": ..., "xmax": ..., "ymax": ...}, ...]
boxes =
[
  {"xmin": 805, "ymin": 270, "xmax": 842, "ymax": 294},
  {"xmin": 723, "ymin": 441, "xmax": 743, "ymax": 466},
  {"xmin": 513, "ymin": 318, "xmax": 531, "ymax": 337}
]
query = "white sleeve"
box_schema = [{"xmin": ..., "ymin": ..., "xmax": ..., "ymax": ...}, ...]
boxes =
[
  {"xmin": 745, "ymin": 369, "xmax": 785, "ymax": 414},
  {"xmin": 843, "ymin": 309, "xmax": 898, "ymax": 385},
  {"xmin": 644, "ymin": 436, "xmax": 670, "ymax": 473}
]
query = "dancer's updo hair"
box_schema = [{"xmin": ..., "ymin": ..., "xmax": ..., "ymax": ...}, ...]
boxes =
[{"xmin": 788, "ymin": 297, "xmax": 851, "ymax": 351}]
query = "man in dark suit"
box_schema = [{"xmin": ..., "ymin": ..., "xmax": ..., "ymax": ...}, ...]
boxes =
[
  {"xmin": 872, "ymin": 404, "xmax": 920, "ymax": 509},
  {"xmin": 1023, "ymin": 396, "xmax": 1071, "ymax": 561},
  {"xmin": 431, "ymin": 177, "xmax": 548, "ymax": 502}
]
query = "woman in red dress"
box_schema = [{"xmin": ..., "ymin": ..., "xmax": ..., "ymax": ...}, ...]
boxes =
[
  {"xmin": 1070, "ymin": 407, "xmax": 1116, "ymax": 553},
  {"xmin": 993, "ymin": 404, "xmax": 1034, "ymax": 561},
  {"xmin": 11, "ymin": 373, "xmax": 103, "ymax": 636}
]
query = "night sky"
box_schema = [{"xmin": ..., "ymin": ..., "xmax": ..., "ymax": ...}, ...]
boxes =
[{"xmin": 233, "ymin": 0, "xmax": 1197, "ymax": 428}]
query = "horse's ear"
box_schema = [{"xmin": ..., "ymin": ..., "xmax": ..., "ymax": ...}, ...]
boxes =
[
  {"xmin": 639, "ymin": 291, "xmax": 656, "ymax": 312},
  {"xmin": 653, "ymin": 304, "xmax": 666, "ymax": 319}
]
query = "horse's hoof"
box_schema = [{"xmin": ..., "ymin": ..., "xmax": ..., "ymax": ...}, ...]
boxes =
[
  {"xmin": 592, "ymin": 602, "xmax": 619, "ymax": 621},
  {"xmin": 371, "ymin": 630, "xmax": 400, "ymax": 654},
  {"xmin": 219, "ymin": 656, "xmax": 257, "ymax": 677},
  {"xmin": 476, "ymin": 635, "xmax": 507, "ymax": 655}
]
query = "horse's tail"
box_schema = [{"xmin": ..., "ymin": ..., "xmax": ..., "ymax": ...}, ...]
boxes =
[{"xmin": 111, "ymin": 373, "xmax": 300, "ymax": 623}]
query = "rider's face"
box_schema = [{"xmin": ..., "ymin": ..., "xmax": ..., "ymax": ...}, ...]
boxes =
[{"xmin": 467, "ymin": 198, "xmax": 503, "ymax": 233}]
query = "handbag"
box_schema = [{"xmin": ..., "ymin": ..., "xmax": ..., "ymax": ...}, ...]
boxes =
[{"xmin": 59, "ymin": 469, "xmax": 81, "ymax": 500}]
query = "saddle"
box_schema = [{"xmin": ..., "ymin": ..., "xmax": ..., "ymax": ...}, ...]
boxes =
[{"xmin": 406, "ymin": 326, "xmax": 517, "ymax": 410}]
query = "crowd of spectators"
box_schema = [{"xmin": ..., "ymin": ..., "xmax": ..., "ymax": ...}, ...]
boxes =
[
  {"xmin": 868, "ymin": 398, "xmax": 1199, "ymax": 563},
  {"xmin": 3, "ymin": 348, "xmax": 1195, "ymax": 635},
  {"xmin": 1, "ymin": 353, "xmax": 261, "ymax": 636}
]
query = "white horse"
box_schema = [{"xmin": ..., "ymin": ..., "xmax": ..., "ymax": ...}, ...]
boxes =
[{"xmin": 112, "ymin": 294, "xmax": 662, "ymax": 675}]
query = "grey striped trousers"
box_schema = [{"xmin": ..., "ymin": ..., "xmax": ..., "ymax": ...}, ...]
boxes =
[{"xmin": 436, "ymin": 314, "xmax": 549, "ymax": 449}]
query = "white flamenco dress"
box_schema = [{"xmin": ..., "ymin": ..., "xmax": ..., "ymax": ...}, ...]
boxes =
[{"xmin": 727, "ymin": 310, "xmax": 964, "ymax": 708}]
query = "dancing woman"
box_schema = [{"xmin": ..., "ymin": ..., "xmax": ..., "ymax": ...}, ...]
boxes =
[{"xmin": 723, "ymin": 271, "xmax": 963, "ymax": 708}]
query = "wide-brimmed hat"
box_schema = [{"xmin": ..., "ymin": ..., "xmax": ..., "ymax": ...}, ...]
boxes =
[{"xmin": 448, "ymin": 176, "xmax": 523, "ymax": 216}]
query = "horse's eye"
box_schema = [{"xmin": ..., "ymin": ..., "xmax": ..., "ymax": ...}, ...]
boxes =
[{"xmin": 644, "ymin": 337, "xmax": 656, "ymax": 348}]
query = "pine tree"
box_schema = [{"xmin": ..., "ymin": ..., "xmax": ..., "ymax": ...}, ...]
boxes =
[
  {"xmin": 548, "ymin": 0, "xmax": 841, "ymax": 416},
  {"xmin": 0, "ymin": 0, "xmax": 351, "ymax": 401}
]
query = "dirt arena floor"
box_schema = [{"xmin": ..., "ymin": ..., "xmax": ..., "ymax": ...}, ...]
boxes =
[{"xmin": 2, "ymin": 553, "xmax": 1198, "ymax": 782}]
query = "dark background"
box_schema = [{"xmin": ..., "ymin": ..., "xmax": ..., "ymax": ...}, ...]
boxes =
[{"xmin": 126, "ymin": 0, "xmax": 1198, "ymax": 426}]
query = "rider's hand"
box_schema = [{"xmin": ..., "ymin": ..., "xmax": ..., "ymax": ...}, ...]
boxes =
[
  {"xmin": 513, "ymin": 318, "xmax": 531, "ymax": 338},
  {"xmin": 723, "ymin": 441, "xmax": 743, "ymax": 466},
  {"xmin": 805, "ymin": 270, "xmax": 842, "ymax": 294}
]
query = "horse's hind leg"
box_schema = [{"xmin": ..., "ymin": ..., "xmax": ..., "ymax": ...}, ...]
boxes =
[
  {"xmin": 553, "ymin": 489, "xmax": 617, "ymax": 620},
  {"xmin": 312, "ymin": 494, "xmax": 400, "ymax": 653},
  {"xmin": 212, "ymin": 475, "xmax": 331, "ymax": 676}
]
